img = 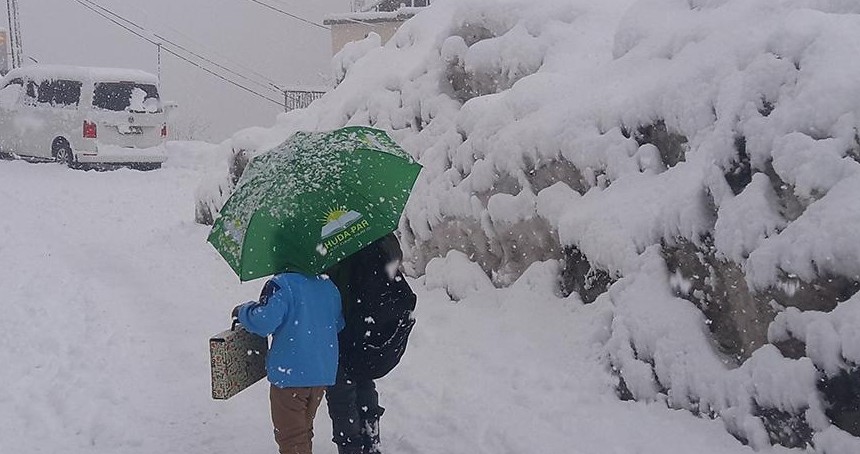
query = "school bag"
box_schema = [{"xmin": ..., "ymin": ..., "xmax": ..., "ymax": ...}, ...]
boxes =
[{"xmin": 329, "ymin": 234, "xmax": 417, "ymax": 380}]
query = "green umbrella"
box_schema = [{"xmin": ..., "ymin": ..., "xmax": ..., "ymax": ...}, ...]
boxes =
[{"xmin": 208, "ymin": 126, "xmax": 421, "ymax": 281}]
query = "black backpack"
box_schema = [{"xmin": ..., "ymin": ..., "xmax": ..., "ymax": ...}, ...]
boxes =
[{"xmin": 328, "ymin": 235, "xmax": 417, "ymax": 380}]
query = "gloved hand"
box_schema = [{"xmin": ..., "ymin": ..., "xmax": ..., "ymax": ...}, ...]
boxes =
[{"xmin": 231, "ymin": 303, "xmax": 244, "ymax": 319}]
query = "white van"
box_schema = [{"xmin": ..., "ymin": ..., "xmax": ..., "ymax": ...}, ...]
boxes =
[{"xmin": 0, "ymin": 64, "xmax": 168, "ymax": 170}]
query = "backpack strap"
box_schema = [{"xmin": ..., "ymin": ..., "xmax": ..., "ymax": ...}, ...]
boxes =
[{"xmin": 377, "ymin": 233, "xmax": 403, "ymax": 265}]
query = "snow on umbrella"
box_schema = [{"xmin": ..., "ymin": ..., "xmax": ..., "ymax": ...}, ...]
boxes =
[{"xmin": 208, "ymin": 126, "xmax": 422, "ymax": 281}]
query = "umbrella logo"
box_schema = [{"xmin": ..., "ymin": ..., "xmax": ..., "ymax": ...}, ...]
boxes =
[
  {"xmin": 321, "ymin": 207, "xmax": 364, "ymax": 240},
  {"xmin": 361, "ymin": 133, "xmax": 386, "ymax": 151}
]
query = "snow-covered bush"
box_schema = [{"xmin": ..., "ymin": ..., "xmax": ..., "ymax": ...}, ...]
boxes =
[
  {"xmin": 196, "ymin": 0, "xmax": 860, "ymax": 449},
  {"xmin": 424, "ymin": 250, "xmax": 494, "ymax": 301},
  {"xmin": 332, "ymin": 32, "xmax": 383, "ymax": 86}
]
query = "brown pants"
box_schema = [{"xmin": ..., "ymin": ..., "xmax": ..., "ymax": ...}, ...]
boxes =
[{"xmin": 270, "ymin": 385, "xmax": 326, "ymax": 454}]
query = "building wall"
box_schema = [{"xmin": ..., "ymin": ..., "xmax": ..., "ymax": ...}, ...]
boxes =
[
  {"xmin": 329, "ymin": 21, "xmax": 403, "ymax": 55},
  {"xmin": 0, "ymin": 30, "xmax": 8, "ymax": 75}
]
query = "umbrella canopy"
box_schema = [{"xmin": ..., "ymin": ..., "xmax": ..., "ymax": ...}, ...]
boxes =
[{"xmin": 208, "ymin": 126, "xmax": 421, "ymax": 281}]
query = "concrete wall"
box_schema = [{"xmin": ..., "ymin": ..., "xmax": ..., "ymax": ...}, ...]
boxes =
[
  {"xmin": 0, "ymin": 30, "xmax": 8, "ymax": 75},
  {"xmin": 328, "ymin": 20, "xmax": 403, "ymax": 55}
]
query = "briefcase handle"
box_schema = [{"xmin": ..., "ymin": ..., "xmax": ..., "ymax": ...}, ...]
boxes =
[{"xmin": 230, "ymin": 302, "xmax": 252, "ymax": 330}]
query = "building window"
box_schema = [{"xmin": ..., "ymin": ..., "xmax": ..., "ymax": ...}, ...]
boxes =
[{"xmin": 354, "ymin": 0, "xmax": 430, "ymax": 12}]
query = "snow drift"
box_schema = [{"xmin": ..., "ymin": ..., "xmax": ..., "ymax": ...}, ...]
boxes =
[{"xmin": 196, "ymin": 0, "xmax": 860, "ymax": 450}]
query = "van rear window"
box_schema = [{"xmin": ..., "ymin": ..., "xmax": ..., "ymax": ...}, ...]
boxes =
[
  {"xmin": 93, "ymin": 82, "xmax": 160, "ymax": 112},
  {"xmin": 31, "ymin": 79, "xmax": 82, "ymax": 107}
]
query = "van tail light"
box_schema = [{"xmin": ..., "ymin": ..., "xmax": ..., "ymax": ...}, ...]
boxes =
[
  {"xmin": 161, "ymin": 123, "xmax": 168, "ymax": 138},
  {"xmin": 83, "ymin": 120, "xmax": 97, "ymax": 139}
]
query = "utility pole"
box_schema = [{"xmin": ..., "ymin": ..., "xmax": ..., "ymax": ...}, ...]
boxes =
[
  {"xmin": 157, "ymin": 42, "xmax": 162, "ymax": 89},
  {"xmin": 6, "ymin": 0, "xmax": 23, "ymax": 68}
]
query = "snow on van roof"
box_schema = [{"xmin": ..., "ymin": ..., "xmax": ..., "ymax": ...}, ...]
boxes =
[
  {"xmin": 3, "ymin": 64, "xmax": 158, "ymax": 85},
  {"xmin": 323, "ymin": 7, "xmax": 422, "ymax": 24}
]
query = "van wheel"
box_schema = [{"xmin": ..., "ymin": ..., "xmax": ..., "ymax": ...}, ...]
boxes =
[
  {"xmin": 53, "ymin": 143, "xmax": 74, "ymax": 168},
  {"xmin": 131, "ymin": 162, "xmax": 161, "ymax": 171}
]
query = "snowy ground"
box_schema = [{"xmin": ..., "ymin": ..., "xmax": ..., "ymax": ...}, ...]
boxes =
[{"xmin": 0, "ymin": 145, "xmax": 802, "ymax": 454}]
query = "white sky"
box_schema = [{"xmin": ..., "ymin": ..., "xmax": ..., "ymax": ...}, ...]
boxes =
[{"xmin": 6, "ymin": 0, "xmax": 350, "ymax": 141}]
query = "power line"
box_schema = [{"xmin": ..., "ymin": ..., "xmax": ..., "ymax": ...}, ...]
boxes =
[
  {"xmin": 72, "ymin": 0, "xmax": 284, "ymax": 107},
  {"xmin": 152, "ymin": 30, "xmax": 281, "ymax": 93},
  {"xmin": 121, "ymin": 3, "xmax": 285, "ymax": 90},
  {"xmin": 71, "ymin": 0, "xmax": 284, "ymax": 107},
  {"xmin": 78, "ymin": 0, "xmax": 282, "ymax": 94},
  {"xmin": 243, "ymin": 0, "xmax": 330, "ymax": 31}
]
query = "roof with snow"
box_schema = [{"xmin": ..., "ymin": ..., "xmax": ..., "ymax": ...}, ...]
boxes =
[
  {"xmin": 323, "ymin": 7, "xmax": 423, "ymax": 25},
  {"xmin": 2, "ymin": 64, "xmax": 158, "ymax": 85}
]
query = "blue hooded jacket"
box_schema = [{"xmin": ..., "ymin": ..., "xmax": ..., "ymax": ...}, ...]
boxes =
[{"xmin": 237, "ymin": 272, "xmax": 344, "ymax": 388}]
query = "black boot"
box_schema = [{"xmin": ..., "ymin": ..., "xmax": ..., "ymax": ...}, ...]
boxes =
[
  {"xmin": 361, "ymin": 422, "xmax": 381, "ymax": 454},
  {"xmin": 337, "ymin": 446, "xmax": 364, "ymax": 454},
  {"xmin": 361, "ymin": 407, "xmax": 384, "ymax": 454}
]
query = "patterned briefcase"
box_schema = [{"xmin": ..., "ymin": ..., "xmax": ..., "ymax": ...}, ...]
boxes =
[{"xmin": 209, "ymin": 322, "xmax": 268, "ymax": 400}]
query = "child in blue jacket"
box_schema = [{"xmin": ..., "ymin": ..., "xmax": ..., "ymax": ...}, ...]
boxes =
[{"xmin": 234, "ymin": 272, "xmax": 344, "ymax": 454}]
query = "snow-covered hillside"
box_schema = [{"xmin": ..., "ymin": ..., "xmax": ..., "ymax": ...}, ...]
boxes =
[{"xmin": 197, "ymin": 0, "xmax": 860, "ymax": 450}]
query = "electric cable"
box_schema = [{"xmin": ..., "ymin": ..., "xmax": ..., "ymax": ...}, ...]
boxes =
[
  {"xmin": 77, "ymin": 0, "xmax": 282, "ymax": 94},
  {"xmin": 120, "ymin": 3, "xmax": 284, "ymax": 90},
  {"xmin": 71, "ymin": 0, "xmax": 284, "ymax": 107},
  {"xmin": 242, "ymin": 0, "xmax": 329, "ymax": 30}
]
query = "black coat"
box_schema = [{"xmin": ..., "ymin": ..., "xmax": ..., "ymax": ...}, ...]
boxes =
[{"xmin": 327, "ymin": 234, "xmax": 417, "ymax": 379}]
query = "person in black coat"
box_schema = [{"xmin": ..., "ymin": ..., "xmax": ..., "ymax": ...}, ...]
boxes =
[{"xmin": 325, "ymin": 233, "xmax": 417, "ymax": 454}]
